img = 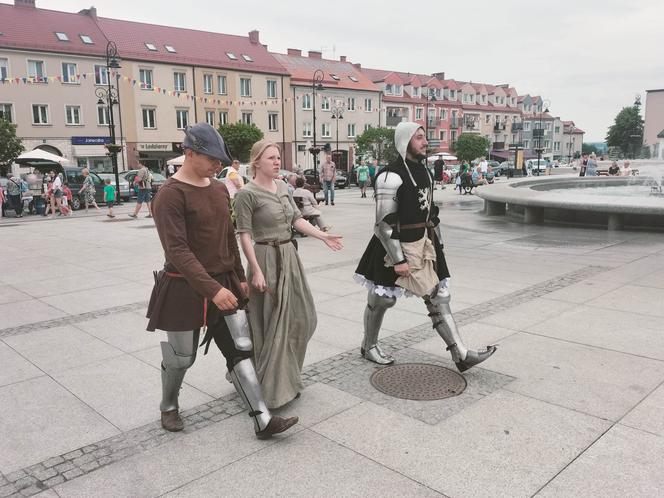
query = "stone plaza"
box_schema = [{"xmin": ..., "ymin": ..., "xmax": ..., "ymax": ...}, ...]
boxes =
[{"xmin": 1, "ymin": 178, "xmax": 664, "ymax": 497}]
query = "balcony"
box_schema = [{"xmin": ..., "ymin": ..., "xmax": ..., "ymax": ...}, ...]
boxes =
[
  {"xmin": 386, "ymin": 115, "xmax": 404, "ymax": 126},
  {"xmin": 511, "ymin": 122, "xmax": 523, "ymax": 132},
  {"xmin": 493, "ymin": 123, "xmax": 506, "ymax": 132},
  {"xmin": 532, "ymin": 129, "xmax": 545, "ymax": 139},
  {"xmin": 427, "ymin": 118, "xmax": 439, "ymax": 128},
  {"xmin": 449, "ymin": 119, "xmax": 459, "ymax": 129},
  {"xmin": 492, "ymin": 141, "xmax": 506, "ymax": 150}
]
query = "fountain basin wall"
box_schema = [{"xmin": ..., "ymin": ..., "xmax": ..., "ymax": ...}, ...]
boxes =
[{"xmin": 475, "ymin": 176, "xmax": 664, "ymax": 230}]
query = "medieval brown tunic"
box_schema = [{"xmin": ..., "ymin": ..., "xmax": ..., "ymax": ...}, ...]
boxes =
[{"xmin": 147, "ymin": 178, "xmax": 247, "ymax": 332}]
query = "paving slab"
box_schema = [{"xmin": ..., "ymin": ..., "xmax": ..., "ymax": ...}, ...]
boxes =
[
  {"xmin": 302, "ymin": 338, "xmax": 346, "ymax": 367},
  {"xmin": 10, "ymin": 272, "xmax": 128, "ymax": 299},
  {"xmin": 312, "ymin": 390, "xmax": 609, "ymax": 498},
  {"xmin": 483, "ymin": 332, "xmax": 664, "ymax": 420},
  {"xmin": 4, "ymin": 326, "xmax": 123, "ymax": 375},
  {"xmin": 165, "ymin": 430, "xmax": 440, "ymax": 498},
  {"xmin": 477, "ymin": 297, "xmax": 576, "ymax": 331},
  {"xmin": 52, "ymin": 354, "xmax": 213, "ymax": 432},
  {"xmin": 542, "ymin": 276, "xmax": 627, "ymax": 304},
  {"xmin": 75, "ymin": 311, "xmax": 159, "ymax": 353},
  {"xmin": 0, "ymin": 341, "xmax": 44, "ymax": 388},
  {"xmin": 0, "ymin": 285, "xmax": 33, "ymax": 305},
  {"xmin": 585, "ymin": 284, "xmax": 664, "ymax": 318},
  {"xmin": 0, "ymin": 376, "xmax": 119, "ymax": 474},
  {"xmin": 40, "ymin": 282, "xmax": 152, "ymax": 315},
  {"xmin": 620, "ymin": 384, "xmax": 664, "ymax": 437},
  {"xmin": 0, "ymin": 299, "xmax": 68, "ymax": 329},
  {"xmin": 526, "ymin": 305, "xmax": 664, "ymax": 359},
  {"xmin": 412, "ymin": 322, "xmax": 519, "ymax": 358},
  {"xmin": 537, "ymin": 425, "xmax": 664, "ymax": 498}
]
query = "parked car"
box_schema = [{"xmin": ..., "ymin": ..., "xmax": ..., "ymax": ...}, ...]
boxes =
[
  {"xmin": 525, "ymin": 159, "xmax": 549, "ymax": 173},
  {"xmin": 490, "ymin": 161, "xmax": 511, "ymax": 177},
  {"xmin": 303, "ymin": 169, "xmax": 348, "ymax": 189},
  {"xmin": 123, "ymin": 170, "xmax": 167, "ymax": 194},
  {"xmin": 96, "ymin": 173, "xmax": 131, "ymax": 202},
  {"xmin": 30, "ymin": 165, "xmax": 106, "ymax": 210}
]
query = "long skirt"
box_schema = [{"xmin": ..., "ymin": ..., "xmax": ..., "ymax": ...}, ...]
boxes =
[{"xmin": 247, "ymin": 242, "xmax": 316, "ymax": 409}]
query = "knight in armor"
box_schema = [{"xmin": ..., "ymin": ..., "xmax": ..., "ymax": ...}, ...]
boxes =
[
  {"xmin": 146, "ymin": 122, "xmax": 298, "ymax": 437},
  {"xmin": 354, "ymin": 122, "xmax": 496, "ymax": 371}
]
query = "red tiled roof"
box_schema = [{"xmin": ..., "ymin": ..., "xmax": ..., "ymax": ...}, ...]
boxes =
[
  {"xmin": 270, "ymin": 53, "xmax": 378, "ymax": 91},
  {"xmin": 0, "ymin": 3, "xmax": 288, "ymax": 75},
  {"xmin": 97, "ymin": 18, "xmax": 288, "ymax": 75},
  {"xmin": 0, "ymin": 4, "xmax": 107, "ymax": 57}
]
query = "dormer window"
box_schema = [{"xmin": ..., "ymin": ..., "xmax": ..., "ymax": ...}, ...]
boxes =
[
  {"xmin": 226, "ymin": 52, "xmax": 237, "ymax": 60},
  {"xmin": 385, "ymin": 84, "xmax": 393, "ymax": 95},
  {"xmin": 242, "ymin": 54, "xmax": 253, "ymax": 62},
  {"xmin": 348, "ymin": 75, "xmax": 358, "ymax": 82},
  {"xmin": 79, "ymin": 35, "xmax": 93, "ymax": 44},
  {"xmin": 330, "ymin": 74, "xmax": 340, "ymax": 81},
  {"xmin": 145, "ymin": 43, "xmax": 157, "ymax": 51},
  {"xmin": 55, "ymin": 32, "xmax": 69, "ymax": 42},
  {"xmin": 165, "ymin": 45, "xmax": 176, "ymax": 53}
]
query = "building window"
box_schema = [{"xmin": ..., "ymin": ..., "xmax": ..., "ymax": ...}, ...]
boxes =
[
  {"xmin": 439, "ymin": 130, "xmax": 447, "ymax": 141},
  {"xmin": 451, "ymin": 130, "xmax": 457, "ymax": 142},
  {"xmin": 241, "ymin": 112, "xmax": 253, "ymax": 125},
  {"xmin": 321, "ymin": 97, "xmax": 330, "ymax": 111},
  {"xmin": 79, "ymin": 34, "xmax": 93, "ymax": 44},
  {"xmin": 267, "ymin": 80, "xmax": 277, "ymax": 99},
  {"xmin": 347, "ymin": 123, "xmax": 356, "ymax": 138},
  {"xmin": 97, "ymin": 105, "xmax": 109, "ymax": 126},
  {"xmin": 61, "ymin": 63, "xmax": 78, "ymax": 83},
  {"xmin": 523, "ymin": 121, "xmax": 531, "ymax": 131},
  {"xmin": 302, "ymin": 93, "xmax": 312, "ymax": 110},
  {"xmin": 428, "ymin": 129, "xmax": 436, "ymax": 140},
  {"xmin": 544, "ymin": 140, "xmax": 551, "ymax": 149},
  {"xmin": 364, "ymin": 123, "xmax": 372, "ymax": 132},
  {"xmin": 0, "ymin": 103, "xmax": 13, "ymax": 123},
  {"xmin": 240, "ymin": 78, "xmax": 251, "ymax": 97},
  {"xmin": 268, "ymin": 112, "xmax": 278, "ymax": 131},
  {"xmin": 364, "ymin": 98, "xmax": 372, "ymax": 112},
  {"xmin": 322, "ymin": 123, "xmax": 331, "ymax": 137},
  {"xmin": 0, "ymin": 58, "xmax": 8, "ymax": 80},
  {"xmin": 139, "ymin": 68, "xmax": 153, "ymax": 89},
  {"xmin": 65, "ymin": 105, "xmax": 82, "ymax": 125},
  {"xmin": 385, "ymin": 84, "xmax": 393, "ymax": 95},
  {"xmin": 415, "ymin": 107, "xmax": 423, "ymax": 120},
  {"xmin": 31, "ymin": 104, "xmax": 49, "ymax": 125},
  {"xmin": 347, "ymin": 97, "xmax": 355, "ymax": 111},
  {"xmin": 176, "ymin": 109, "xmax": 189, "ymax": 129},
  {"xmin": 485, "ymin": 114, "xmax": 491, "ymax": 124},
  {"xmin": 173, "ymin": 72, "xmax": 186, "ymax": 92},
  {"xmin": 226, "ymin": 52, "xmax": 237, "ymax": 60},
  {"xmin": 302, "ymin": 122, "xmax": 312, "ymax": 137},
  {"xmin": 242, "ymin": 54, "xmax": 253, "ymax": 62},
  {"xmin": 450, "ymin": 89, "xmax": 456, "ymax": 99},
  {"xmin": 524, "ymin": 140, "xmax": 530, "ymax": 148},
  {"xmin": 205, "ymin": 110, "xmax": 215, "ymax": 126},
  {"xmin": 145, "ymin": 43, "xmax": 157, "ymax": 51},
  {"xmin": 165, "ymin": 45, "xmax": 176, "ymax": 53},
  {"xmin": 94, "ymin": 65, "xmax": 108, "ymax": 85},
  {"xmin": 440, "ymin": 109, "xmax": 447, "ymax": 120},
  {"xmin": 203, "ymin": 74, "xmax": 213, "ymax": 94},
  {"xmin": 55, "ymin": 32, "xmax": 69, "ymax": 41},
  {"xmin": 219, "ymin": 111, "xmax": 228, "ymax": 126},
  {"xmin": 554, "ymin": 141, "xmax": 561, "ymax": 151},
  {"xmin": 142, "ymin": 108, "xmax": 156, "ymax": 129},
  {"xmin": 218, "ymin": 75, "xmax": 227, "ymax": 95},
  {"xmin": 394, "ymin": 84, "xmax": 403, "ymax": 96},
  {"xmin": 27, "ymin": 60, "xmax": 45, "ymax": 79}
]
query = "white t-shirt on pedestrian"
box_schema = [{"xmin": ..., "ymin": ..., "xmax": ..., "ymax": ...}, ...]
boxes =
[{"xmin": 479, "ymin": 160, "xmax": 488, "ymax": 174}]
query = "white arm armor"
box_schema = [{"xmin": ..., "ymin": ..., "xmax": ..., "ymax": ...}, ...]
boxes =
[{"xmin": 374, "ymin": 171, "xmax": 405, "ymax": 265}]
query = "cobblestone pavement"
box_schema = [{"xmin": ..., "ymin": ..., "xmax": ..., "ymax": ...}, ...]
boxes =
[{"xmin": 0, "ymin": 264, "xmax": 608, "ymax": 497}]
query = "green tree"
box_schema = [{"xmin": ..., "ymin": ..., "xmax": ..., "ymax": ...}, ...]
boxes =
[
  {"xmin": 606, "ymin": 105, "xmax": 644, "ymax": 158},
  {"xmin": 354, "ymin": 127, "xmax": 398, "ymax": 165},
  {"xmin": 0, "ymin": 118, "xmax": 24, "ymax": 176},
  {"xmin": 452, "ymin": 133, "xmax": 490, "ymax": 162},
  {"xmin": 582, "ymin": 143, "xmax": 599, "ymax": 155},
  {"xmin": 217, "ymin": 122, "xmax": 264, "ymax": 163}
]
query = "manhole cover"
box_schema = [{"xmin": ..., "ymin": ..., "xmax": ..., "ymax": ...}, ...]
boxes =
[{"xmin": 370, "ymin": 363, "xmax": 467, "ymax": 400}]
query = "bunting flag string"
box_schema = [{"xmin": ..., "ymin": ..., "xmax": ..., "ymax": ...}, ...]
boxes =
[{"xmin": 0, "ymin": 72, "xmax": 383, "ymax": 111}]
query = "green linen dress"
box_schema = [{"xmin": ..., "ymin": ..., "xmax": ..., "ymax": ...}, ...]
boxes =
[{"xmin": 234, "ymin": 180, "xmax": 317, "ymax": 408}]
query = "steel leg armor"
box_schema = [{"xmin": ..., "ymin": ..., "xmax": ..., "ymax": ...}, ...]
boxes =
[
  {"xmin": 160, "ymin": 330, "xmax": 199, "ymax": 412},
  {"xmin": 424, "ymin": 286, "xmax": 496, "ymax": 372},
  {"xmin": 361, "ymin": 291, "xmax": 397, "ymax": 365}
]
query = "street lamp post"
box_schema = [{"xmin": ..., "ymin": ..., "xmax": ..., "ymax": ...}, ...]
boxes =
[
  {"xmin": 632, "ymin": 94, "xmax": 642, "ymax": 159},
  {"xmin": 424, "ymin": 90, "xmax": 436, "ymax": 155},
  {"xmin": 309, "ymin": 69, "xmax": 324, "ymax": 184},
  {"xmin": 535, "ymin": 100, "xmax": 550, "ymax": 177},
  {"xmin": 567, "ymin": 125, "xmax": 575, "ymax": 165},
  {"xmin": 331, "ymin": 100, "xmax": 345, "ymax": 169},
  {"xmin": 95, "ymin": 41, "xmax": 122, "ymax": 200}
]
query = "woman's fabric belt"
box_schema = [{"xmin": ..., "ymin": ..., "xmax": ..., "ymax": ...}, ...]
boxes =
[{"xmin": 255, "ymin": 239, "xmax": 293, "ymax": 246}]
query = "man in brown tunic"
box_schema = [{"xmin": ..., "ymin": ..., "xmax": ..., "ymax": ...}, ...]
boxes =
[{"xmin": 147, "ymin": 122, "xmax": 298, "ymax": 438}]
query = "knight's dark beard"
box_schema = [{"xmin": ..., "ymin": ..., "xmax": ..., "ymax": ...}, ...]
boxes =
[{"xmin": 407, "ymin": 146, "xmax": 427, "ymax": 162}]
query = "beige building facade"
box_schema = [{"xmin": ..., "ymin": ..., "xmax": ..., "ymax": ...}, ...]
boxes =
[{"xmin": 644, "ymin": 89, "xmax": 664, "ymax": 159}]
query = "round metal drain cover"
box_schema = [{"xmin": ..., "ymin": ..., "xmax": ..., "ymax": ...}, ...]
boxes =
[{"xmin": 370, "ymin": 363, "xmax": 467, "ymax": 400}]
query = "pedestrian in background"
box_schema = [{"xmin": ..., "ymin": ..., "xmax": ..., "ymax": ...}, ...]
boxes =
[
  {"xmin": 356, "ymin": 161, "xmax": 370, "ymax": 198},
  {"xmin": 103, "ymin": 178, "xmax": 116, "ymax": 218},
  {"xmin": 6, "ymin": 173, "xmax": 23, "ymax": 218},
  {"xmin": 129, "ymin": 164, "xmax": 153, "ymax": 218},
  {"xmin": 78, "ymin": 168, "xmax": 100, "ymax": 213},
  {"xmin": 320, "ymin": 153, "xmax": 336, "ymax": 206}
]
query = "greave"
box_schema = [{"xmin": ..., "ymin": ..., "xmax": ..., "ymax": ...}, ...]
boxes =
[
  {"xmin": 230, "ymin": 358, "xmax": 272, "ymax": 433},
  {"xmin": 159, "ymin": 332, "xmax": 198, "ymax": 413},
  {"xmin": 362, "ymin": 291, "xmax": 397, "ymax": 364},
  {"xmin": 160, "ymin": 364, "xmax": 187, "ymax": 412}
]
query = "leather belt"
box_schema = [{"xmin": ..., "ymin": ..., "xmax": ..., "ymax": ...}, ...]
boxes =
[{"xmin": 398, "ymin": 221, "xmax": 434, "ymax": 230}]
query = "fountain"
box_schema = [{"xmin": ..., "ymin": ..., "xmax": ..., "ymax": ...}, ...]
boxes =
[{"xmin": 475, "ymin": 160, "xmax": 664, "ymax": 231}]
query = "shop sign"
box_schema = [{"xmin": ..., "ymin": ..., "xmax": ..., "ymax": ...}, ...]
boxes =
[
  {"xmin": 71, "ymin": 136, "xmax": 111, "ymax": 145},
  {"xmin": 137, "ymin": 143, "xmax": 171, "ymax": 152}
]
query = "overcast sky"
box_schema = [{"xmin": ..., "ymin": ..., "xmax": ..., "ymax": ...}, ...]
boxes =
[{"xmin": 36, "ymin": 0, "xmax": 664, "ymax": 141}]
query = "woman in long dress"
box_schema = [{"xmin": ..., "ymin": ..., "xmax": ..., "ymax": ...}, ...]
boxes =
[{"xmin": 234, "ymin": 140, "xmax": 342, "ymax": 408}]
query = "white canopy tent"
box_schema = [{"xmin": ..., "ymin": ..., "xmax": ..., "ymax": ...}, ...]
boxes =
[
  {"xmin": 427, "ymin": 153, "xmax": 457, "ymax": 162},
  {"xmin": 166, "ymin": 155, "xmax": 185, "ymax": 166},
  {"xmin": 15, "ymin": 148, "xmax": 73, "ymax": 167}
]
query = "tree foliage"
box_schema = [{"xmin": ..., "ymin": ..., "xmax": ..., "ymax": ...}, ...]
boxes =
[
  {"xmin": 217, "ymin": 122, "xmax": 264, "ymax": 163},
  {"xmin": 606, "ymin": 106, "xmax": 644, "ymax": 158},
  {"xmin": 582, "ymin": 143, "xmax": 599, "ymax": 155},
  {"xmin": 354, "ymin": 127, "xmax": 398, "ymax": 165},
  {"xmin": 453, "ymin": 133, "xmax": 490, "ymax": 162},
  {"xmin": 0, "ymin": 118, "xmax": 24, "ymax": 175}
]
